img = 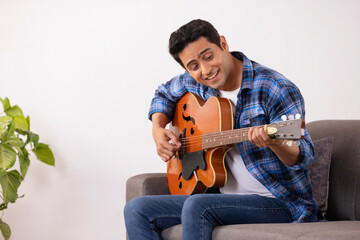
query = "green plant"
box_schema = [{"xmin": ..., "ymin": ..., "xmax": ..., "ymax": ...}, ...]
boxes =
[{"xmin": 0, "ymin": 97, "xmax": 55, "ymax": 240}]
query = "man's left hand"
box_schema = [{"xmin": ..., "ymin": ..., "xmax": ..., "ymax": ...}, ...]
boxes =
[{"xmin": 248, "ymin": 126, "xmax": 282, "ymax": 148}]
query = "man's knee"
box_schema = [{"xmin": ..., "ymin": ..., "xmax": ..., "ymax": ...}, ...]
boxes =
[
  {"xmin": 182, "ymin": 194, "xmax": 207, "ymax": 217},
  {"xmin": 124, "ymin": 197, "xmax": 148, "ymax": 223}
]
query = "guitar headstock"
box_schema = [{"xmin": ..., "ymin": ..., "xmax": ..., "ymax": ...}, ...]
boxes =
[{"xmin": 266, "ymin": 117, "xmax": 305, "ymax": 140}]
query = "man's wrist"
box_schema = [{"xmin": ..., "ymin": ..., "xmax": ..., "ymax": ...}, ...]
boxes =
[{"xmin": 152, "ymin": 112, "xmax": 169, "ymax": 129}]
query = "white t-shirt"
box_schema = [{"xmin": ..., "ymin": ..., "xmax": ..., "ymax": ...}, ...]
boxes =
[{"xmin": 219, "ymin": 88, "xmax": 274, "ymax": 198}]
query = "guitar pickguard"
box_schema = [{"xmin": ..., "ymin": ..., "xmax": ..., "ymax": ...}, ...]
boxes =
[{"xmin": 180, "ymin": 150, "xmax": 206, "ymax": 180}]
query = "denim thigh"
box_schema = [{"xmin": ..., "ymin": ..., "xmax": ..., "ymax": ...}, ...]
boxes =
[
  {"xmin": 181, "ymin": 194, "xmax": 292, "ymax": 240},
  {"xmin": 124, "ymin": 195, "xmax": 189, "ymax": 240},
  {"xmin": 124, "ymin": 194, "xmax": 292, "ymax": 240}
]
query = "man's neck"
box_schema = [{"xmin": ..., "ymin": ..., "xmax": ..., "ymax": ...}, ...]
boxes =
[{"xmin": 221, "ymin": 54, "xmax": 243, "ymax": 91}]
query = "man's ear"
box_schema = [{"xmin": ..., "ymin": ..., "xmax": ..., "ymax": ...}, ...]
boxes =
[{"xmin": 219, "ymin": 36, "xmax": 229, "ymax": 51}]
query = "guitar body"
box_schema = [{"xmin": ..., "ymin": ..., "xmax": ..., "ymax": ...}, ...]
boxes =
[{"xmin": 167, "ymin": 93, "xmax": 234, "ymax": 195}]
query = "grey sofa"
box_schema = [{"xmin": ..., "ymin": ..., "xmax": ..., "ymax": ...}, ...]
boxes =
[{"xmin": 126, "ymin": 120, "xmax": 360, "ymax": 239}]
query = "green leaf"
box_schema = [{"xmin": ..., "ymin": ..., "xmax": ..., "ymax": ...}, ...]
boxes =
[
  {"xmin": 0, "ymin": 170, "xmax": 23, "ymax": 203},
  {"xmin": 4, "ymin": 121, "xmax": 15, "ymax": 141},
  {"xmin": 32, "ymin": 143, "xmax": 55, "ymax": 166},
  {"xmin": 0, "ymin": 218, "xmax": 11, "ymax": 240},
  {"xmin": 5, "ymin": 137, "xmax": 24, "ymax": 148},
  {"xmin": 5, "ymin": 105, "xmax": 24, "ymax": 117},
  {"xmin": 29, "ymin": 132, "xmax": 39, "ymax": 148},
  {"xmin": 0, "ymin": 116, "xmax": 12, "ymax": 125},
  {"xmin": 0, "ymin": 98, "xmax": 11, "ymax": 112},
  {"xmin": 18, "ymin": 148, "xmax": 30, "ymax": 177},
  {"xmin": 14, "ymin": 115, "xmax": 29, "ymax": 132},
  {"xmin": 0, "ymin": 116, "xmax": 12, "ymax": 135},
  {"xmin": 0, "ymin": 144, "xmax": 17, "ymax": 170}
]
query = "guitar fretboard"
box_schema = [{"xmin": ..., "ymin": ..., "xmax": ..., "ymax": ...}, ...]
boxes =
[
  {"xmin": 200, "ymin": 119, "xmax": 304, "ymax": 149},
  {"xmin": 202, "ymin": 128, "xmax": 250, "ymax": 149}
]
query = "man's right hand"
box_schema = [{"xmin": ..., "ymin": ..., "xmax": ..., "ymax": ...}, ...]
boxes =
[
  {"xmin": 151, "ymin": 113, "xmax": 181, "ymax": 162},
  {"xmin": 152, "ymin": 127, "xmax": 181, "ymax": 162}
]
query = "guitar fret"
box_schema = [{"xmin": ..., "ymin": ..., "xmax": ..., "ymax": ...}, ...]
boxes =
[{"xmin": 202, "ymin": 129, "xmax": 249, "ymax": 149}]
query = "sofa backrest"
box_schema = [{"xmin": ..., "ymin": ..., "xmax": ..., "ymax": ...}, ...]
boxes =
[{"xmin": 306, "ymin": 120, "xmax": 360, "ymax": 221}]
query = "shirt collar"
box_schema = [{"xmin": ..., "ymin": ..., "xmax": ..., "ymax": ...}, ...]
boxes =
[{"xmin": 230, "ymin": 51, "xmax": 254, "ymax": 91}]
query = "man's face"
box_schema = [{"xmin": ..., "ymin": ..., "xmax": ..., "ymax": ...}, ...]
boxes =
[{"xmin": 178, "ymin": 36, "xmax": 232, "ymax": 90}]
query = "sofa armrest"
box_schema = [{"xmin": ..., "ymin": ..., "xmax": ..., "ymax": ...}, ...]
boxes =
[{"xmin": 126, "ymin": 173, "xmax": 170, "ymax": 202}]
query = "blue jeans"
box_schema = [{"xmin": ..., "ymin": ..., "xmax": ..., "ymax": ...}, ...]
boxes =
[{"xmin": 124, "ymin": 194, "xmax": 292, "ymax": 240}]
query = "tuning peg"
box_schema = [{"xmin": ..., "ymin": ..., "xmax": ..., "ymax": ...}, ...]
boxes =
[
  {"xmin": 287, "ymin": 141, "xmax": 293, "ymax": 147},
  {"xmin": 295, "ymin": 114, "xmax": 301, "ymax": 119},
  {"xmin": 288, "ymin": 115, "xmax": 294, "ymax": 120},
  {"xmin": 281, "ymin": 115, "xmax": 287, "ymax": 121},
  {"xmin": 294, "ymin": 140, "xmax": 301, "ymax": 146}
]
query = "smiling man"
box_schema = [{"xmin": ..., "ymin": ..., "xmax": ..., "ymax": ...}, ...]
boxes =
[
  {"xmin": 124, "ymin": 19, "xmax": 323, "ymax": 240},
  {"xmin": 178, "ymin": 36, "xmax": 240, "ymax": 91}
]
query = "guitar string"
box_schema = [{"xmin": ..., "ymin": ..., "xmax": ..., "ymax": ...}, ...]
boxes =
[
  {"xmin": 178, "ymin": 127, "xmax": 250, "ymax": 139},
  {"xmin": 178, "ymin": 128, "xmax": 250, "ymax": 148},
  {"xmin": 179, "ymin": 130, "xmax": 249, "ymax": 144},
  {"xmin": 177, "ymin": 124, "xmax": 301, "ymax": 148},
  {"xmin": 176, "ymin": 127, "xmax": 251, "ymax": 142},
  {"xmin": 179, "ymin": 136, "xmax": 248, "ymax": 147},
  {"xmin": 174, "ymin": 120, "xmax": 299, "ymax": 146}
]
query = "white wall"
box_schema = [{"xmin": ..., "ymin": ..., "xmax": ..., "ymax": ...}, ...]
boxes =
[{"xmin": 0, "ymin": 0, "xmax": 359, "ymax": 239}]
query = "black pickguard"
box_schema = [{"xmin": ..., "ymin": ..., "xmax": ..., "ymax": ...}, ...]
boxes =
[{"xmin": 180, "ymin": 150, "xmax": 206, "ymax": 180}]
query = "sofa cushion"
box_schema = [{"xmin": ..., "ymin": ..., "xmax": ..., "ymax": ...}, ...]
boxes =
[
  {"xmin": 162, "ymin": 221, "xmax": 360, "ymax": 240},
  {"xmin": 306, "ymin": 120, "xmax": 360, "ymax": 221},
  {"xmin": 308, "ymin": 137, "xmax": 333, "ymax": 215}
]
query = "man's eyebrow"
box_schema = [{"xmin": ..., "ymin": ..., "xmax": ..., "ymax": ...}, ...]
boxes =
[
  {"xmin": 198, "ymin": 48, "xmax": 211, "ymax": 58},
  {"xmin": 186, "ymin": 48, "xmax": 211, "ymax": 68}
]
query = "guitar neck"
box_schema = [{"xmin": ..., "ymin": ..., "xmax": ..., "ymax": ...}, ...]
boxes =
[
  {"xmin": 202, "ymin": 128, "xmax": 250, "ymax": 149},
  {"xmin": 201, "ymin": 118, "xmax": 304, "ymax": 149}
]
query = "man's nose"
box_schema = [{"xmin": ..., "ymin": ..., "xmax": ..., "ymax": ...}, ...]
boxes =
[{"xmin": 201, "ymin": 63, "xmax": 211, "ymax": 76}]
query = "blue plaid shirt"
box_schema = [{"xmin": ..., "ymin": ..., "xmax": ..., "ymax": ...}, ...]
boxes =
[{"xmin": 148, "ymin": 52, "xmax": 323, "ymax": 222}]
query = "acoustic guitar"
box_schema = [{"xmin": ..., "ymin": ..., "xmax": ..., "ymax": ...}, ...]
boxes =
[{"xmin": 167, "ymin": 93, "xmax": 305, "ymax": 195}]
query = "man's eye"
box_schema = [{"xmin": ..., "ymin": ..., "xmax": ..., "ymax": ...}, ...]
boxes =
[
  {"xmin": 205, "ymin": 54, "xmax": 213, "ymax": 61},
  {"xmin": 191, "ymin": 64, "xmax": 199, "ymax": 71}
]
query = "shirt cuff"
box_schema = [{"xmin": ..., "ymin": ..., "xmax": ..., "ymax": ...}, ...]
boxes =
[
  {"xmin": 148, "ymin": 97, "xmax": 175, "ymax": 122},
  {"xmin": 285, "ymin": 137, "xmax": 314, "ymax": 170}
]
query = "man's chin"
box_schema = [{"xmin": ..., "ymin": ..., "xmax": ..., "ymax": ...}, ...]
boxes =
[{"xmin": 200, "ymin": 79, "xmax": 220, "ymax": 89}]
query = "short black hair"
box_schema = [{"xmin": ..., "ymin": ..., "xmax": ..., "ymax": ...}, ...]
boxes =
[{"xmin": 169, "ymin": 19, "xmax": 221, "ymax": 67}]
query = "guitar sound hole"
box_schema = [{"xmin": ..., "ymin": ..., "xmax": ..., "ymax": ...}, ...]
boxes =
[
  {"xmin": 191, "ymin": 128, "xmax": 194, "ymax": 135},
  {"xmin": 178, "ymin": 173, "xmax": 183, "ymax": 189},
  {"xmin": 182, "ymin": 113, "xmax": 195, "ymax": 125},
  {"xmin": 183, "ymin": 104, "xmax": 187, "ymax": 111}
]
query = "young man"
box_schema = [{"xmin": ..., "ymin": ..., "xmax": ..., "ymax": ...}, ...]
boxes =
[{"xmin": 124, "ymin": 19, "xmax": 322, "ymax": 240}]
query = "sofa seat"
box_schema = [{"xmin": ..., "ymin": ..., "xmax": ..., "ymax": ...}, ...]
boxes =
[{"xmin": 161, "ymin": 221, "xmax": 360, "ymax": 240}]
